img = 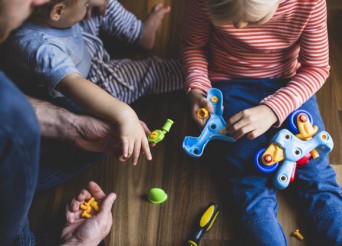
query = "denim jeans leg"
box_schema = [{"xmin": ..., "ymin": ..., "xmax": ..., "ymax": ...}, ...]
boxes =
[
  {"xmin": 0, "ymin": 72, "xmax": 40, "ymax": 245},
  {"xmin": 212, "ymin": 79, "xmax": 289, "ymax": 245},
  {"xmin": 293, "ymin": 97, "xmax": 342, "ymax": 246},
  {"xmin": 38, "ymin": 139, "xmax": 106, "ymax": 190},
  {"xmin": 222, "ymin": 135, "xmax": 287, "ymax": 246}
]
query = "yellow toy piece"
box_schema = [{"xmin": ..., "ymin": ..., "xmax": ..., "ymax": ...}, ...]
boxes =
[
  {"xmin": 81, "ymin": 211, "xmax": 91, "ymax": 219},
  {"xmin": 91, "ymin": 201, "xmax": 100, "ymax": 211},
  {"xmin": 197, "ymin": 108, "xmax": 209, "ymax": 119},
  {"xmin": 80, "ymin": 203, "xmax": 91, "ymax": 213},
  {"xmin": 292, "ymin": 229, "xmax": 304, "ymax": 240},
  {"xmin": 296, "ymin": 113, "xmax": 318, "ymax": 140},
  {"xmin": 296, "ymin": 113, "xmax": 319, "ymax": 159},
  {"xmin": 261, "ymin": 143, "xmax": 284, "ymax": 166},
  {"xmin": 211, "ymin": 96, "xmax": 218, "ymax": 103},
  {"xmin": 80, "ymin": 196, "xmax": 100, "ymax": 219}
]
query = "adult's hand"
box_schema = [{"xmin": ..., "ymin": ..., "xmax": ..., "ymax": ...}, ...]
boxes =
[
  {"xmin": 28, "ymin": 96, "xmax": 154, "ymax": 158},
  {"xmin": 60, "ymin": 181, "xmax": 116, "ymax": 246},
  {"xmin": 28, "ymin": 96, "xmax": 120, "ymax": 153}
]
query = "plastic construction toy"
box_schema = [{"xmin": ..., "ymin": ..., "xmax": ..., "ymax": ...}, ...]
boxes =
[
  {"xmin": 183, "ymin": 88, "xmax": 236, "ymax": 158},
  {"xmin": 147, "ymin": 188, "xmax": 168, "ymax": 204},
  {"xmin": 148, "ymin": 119, "xmax": 174, "ymax": 144},
  {"xmin": 254, "ymin": 109, "xmax": 334, "ymax": 190},
  {"xmin": 292, "ymin": 229, "xmax": 304, "ymax": 241},
  {"xmin": 80, "ymin": 196, "xmax": 100, "ymax": 219},
  {"xmin": 185, "ymin": 203, "xmax": 220, "ymax": 246}
]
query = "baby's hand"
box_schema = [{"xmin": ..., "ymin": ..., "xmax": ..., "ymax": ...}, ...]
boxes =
[
  {"xmin": 86, "ymin": 0, "xmax": 108, "ymax": 19},
  {"xmin": 226, "ymin": 105, "xmax": 278, "ymax": 140},
  {"xmin": 188, "ymin": 89, "xmax": 214, "ymax": 129},
  {"xmin": 117, "ymin": 108, "xmax": 152, "ymax": 165}
]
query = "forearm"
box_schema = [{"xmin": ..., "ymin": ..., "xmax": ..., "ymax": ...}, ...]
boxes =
[
  {"xmin": 27, "ymin": 96, "xmax": 79, "ymax": 144},
  {"xmin": 57, "ymin": 73, "xmax": 136, "ymax": 126},
  {"xmin": 181, "ymin": 0, "xmax": 211, "ymax": 92}
]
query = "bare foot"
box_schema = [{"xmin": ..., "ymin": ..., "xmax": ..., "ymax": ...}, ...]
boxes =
[{"xmin": 139, "ymin": 3, "xmax": 171, "ymax": 50}]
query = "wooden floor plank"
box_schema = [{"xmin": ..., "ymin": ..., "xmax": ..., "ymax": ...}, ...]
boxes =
[{"xmin": 29, "ymin": 1, "xmax": 342, "ymax": 245}]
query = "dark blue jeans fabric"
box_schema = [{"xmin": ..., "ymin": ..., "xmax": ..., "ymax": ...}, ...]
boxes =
[
  {"xmin": 0, "ymin": 72, "xmax": 40, "ymax": 245},
  {"xmin": 0, "ymin": 72, "xmax": 105, "ymax": 245},
  {"xmin": 37, "ymin": 96, "xmax": 106, "ymax": 190},
  {"xmin": 212, "ymin": 79, "xmax": 342, "ymax": 246}
]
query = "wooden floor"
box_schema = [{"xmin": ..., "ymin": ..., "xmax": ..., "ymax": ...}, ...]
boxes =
[{"xmin": 29, "ymin": 1, "xmax": 342, "ymax": 245}]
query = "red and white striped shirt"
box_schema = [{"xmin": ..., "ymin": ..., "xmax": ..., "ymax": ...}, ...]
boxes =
[{"xmin": 181, "ymin": 0, "xmax": 329, "ymax": 126}]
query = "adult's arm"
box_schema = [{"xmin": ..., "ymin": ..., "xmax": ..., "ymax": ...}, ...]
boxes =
[{"xmin": 27, "ymin": 96, "xmax": 120, "ymax": 153}]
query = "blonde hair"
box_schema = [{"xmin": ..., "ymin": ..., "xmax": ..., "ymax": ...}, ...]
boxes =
[{"xmin": 203, "ymin": 0, "xmax": 279, "ymax": 23}]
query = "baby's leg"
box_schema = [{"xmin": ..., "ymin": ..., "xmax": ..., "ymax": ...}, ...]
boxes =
[
  {"xmin": 293, "ymin": 97, "xmax": 342, "ymax": 245},
  {"xmin": 81, "ymin": 0, "xmax": 143, "ymax": 45},
  {"xmin": 139, "ymin": 4, "xmax": 171, "ymax": 50},
  {"xmin": 87, "ymin": 56, "xmax": 184, "ymax": 104}
]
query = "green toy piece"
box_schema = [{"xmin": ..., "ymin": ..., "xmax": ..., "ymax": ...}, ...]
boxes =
[
  {"xmin": 147, "ymin": 188, "xmax": 168, "ymax": 204},
  {"xmin": 148, "ymin": 119, "xmax": 174, "ymax": 144}
]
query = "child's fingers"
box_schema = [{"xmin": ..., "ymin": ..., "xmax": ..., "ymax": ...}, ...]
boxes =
[
  {"xmin": 141, "ymin": 138, "xmax": 152, "ymax": 161},
  {"xmin": 127, "ymin": 141, "xmax": 134, "ymax": 160},
  {"xmin": 140, "ymin": 120, "xmax": 151, "ymax": 135},
  {"xmin": 201, "ymin": 98, "xmax": 214, "ymax": 113},
  {"xmin": 121, "ymin": 138, "xmax": 129, "ymax": 159},
  {"xmin": 131, "ymin": 141, "xmax": 141, "ymax": 165}
]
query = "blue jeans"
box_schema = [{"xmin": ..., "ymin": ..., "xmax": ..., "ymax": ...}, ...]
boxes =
[
  {"xmin": 212, "ymin": 79, "xmax": 342, "ymax": 246},
  {"xmin": 0, "ymin": 72, "xmax": 105, "ymax": 245},
  {"xmin": 0, "ymin": 72, "xmax": 40, "ymax": 245}
]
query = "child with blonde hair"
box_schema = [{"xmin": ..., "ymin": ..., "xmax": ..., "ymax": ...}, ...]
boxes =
[
  {"xmin": 182, "ymin": 0, "xmax": 342, "ymax": 245},
  {"xmin": 4, "ymin": 0, "xmax": 184, "ymax": 165}
]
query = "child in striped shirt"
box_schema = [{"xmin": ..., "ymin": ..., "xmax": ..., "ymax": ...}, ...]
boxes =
[
  {"xmin": 3, "ymin": 0, "xmax": 184, "ymax": 165},
  {"xmin": 182, "ymin": 0, "xmax": 342, "ymax": 245}
]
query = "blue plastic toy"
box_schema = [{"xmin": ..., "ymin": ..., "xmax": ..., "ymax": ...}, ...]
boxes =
[
  {"xmin": 254, "ymin": 109, "xmax": 334, "ymax": 189},
  {"xmin": 183, "ymin": 88, "xmax": 236, "ymax": 158}
]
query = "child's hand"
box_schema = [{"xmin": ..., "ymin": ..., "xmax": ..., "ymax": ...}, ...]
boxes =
[
  {"xmin": 188, "ymin": 88, "xmax": 214, "ymax": 129},
  {"xmin": 226, "ymin": 105, "xmax": 278, "ymax": 140},
  {"xmin": 116, "ymin": 108, "xmax": 152, "ymax": 165},
  {"xmin": 86, "ymin": 0, "xmax": 108, "ymax": 19}
]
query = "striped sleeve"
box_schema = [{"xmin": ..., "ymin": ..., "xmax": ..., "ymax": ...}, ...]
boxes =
[
  {"xmin": 98, "ymin": 0, "xmax": 143, "ymax": 45},
  {"xmin": 181, "ymin": 0, "xmax": 212, "ymax": 93},
  {"xmin": 261, "ymin": 0, "xmax": 330, "ymax": 126}
]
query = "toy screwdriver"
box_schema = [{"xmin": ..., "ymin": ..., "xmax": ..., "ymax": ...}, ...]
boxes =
[{"xmin": 185, "ymin": 203, "xmax": 220, "ymax": 246}]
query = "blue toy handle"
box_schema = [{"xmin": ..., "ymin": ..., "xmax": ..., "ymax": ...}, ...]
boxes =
[{"xmin": 183, "ymin": 88, "xmax": 235, "ymax": 158}]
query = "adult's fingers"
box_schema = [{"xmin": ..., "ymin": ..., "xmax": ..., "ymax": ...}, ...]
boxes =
[
  {"xmin": 88, "ymin": 181, "xmax": 106, "ymax": 201},
  {"xmin": 96, "ymin": 193, "xmax": 116, "ymax": 222}
]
